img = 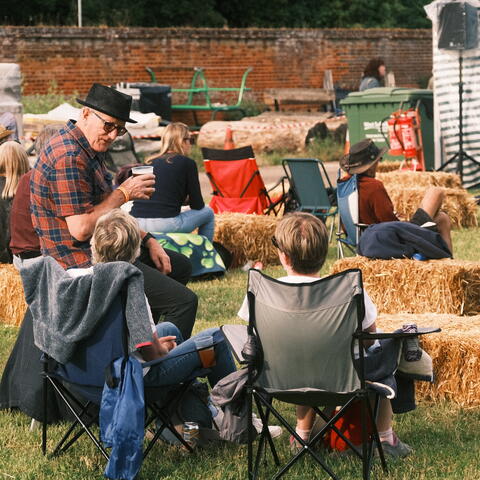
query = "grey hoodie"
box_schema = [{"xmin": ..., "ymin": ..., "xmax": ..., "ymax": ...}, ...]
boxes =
[{"xmin": 20, "ymin": 256, "xmax": 152, "ymax": 364}]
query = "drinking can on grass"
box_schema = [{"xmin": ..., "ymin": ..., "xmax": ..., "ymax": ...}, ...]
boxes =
[{"xmin": 183, "ymin": 422, "xmax": 199, "ymax": 448}]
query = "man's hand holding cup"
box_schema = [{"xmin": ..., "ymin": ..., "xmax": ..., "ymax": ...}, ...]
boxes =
[{"xmin": 121, "ymin": 165, "xmax": 155, "ymax": 200}]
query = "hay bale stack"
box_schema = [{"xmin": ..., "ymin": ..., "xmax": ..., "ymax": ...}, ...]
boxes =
[
  {"xmin": 376, "ymin": 161, "xmax": 402, "ymax": 173},
  {"xmin": 213, "ymin": 213, "xmax": 280, "ymax": 267},
  {"xmin": 377, "ymin": 171, "xmax": 462, "ymax": 189},
  {"xmin": 331, "ymin": 257, "xmax": 480, "ymax": 316},
  {"xmin": 0, "ymin": 264, "xmax": 27, "ymax": 326},
  {"xmin": 377, "ymin": 313, "xmax": 480, "ymax": 407},
  {"xmin": 384, "ymin": 186, "xmax": 478, "ymax": 228}
]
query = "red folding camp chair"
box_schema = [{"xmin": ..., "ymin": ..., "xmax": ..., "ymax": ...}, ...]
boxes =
[{"xmin": 201, "ymin": 146, "xmax": 286, "ymax": 215}]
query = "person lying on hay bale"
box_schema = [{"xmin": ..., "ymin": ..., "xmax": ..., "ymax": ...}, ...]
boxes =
[
  {"xmin": 339, "ymin": 139, "xmax": 453, "ymax": 255},
  {"xmin": 238, "ymin": 212, "xmax": 434, "ymax": 457}
]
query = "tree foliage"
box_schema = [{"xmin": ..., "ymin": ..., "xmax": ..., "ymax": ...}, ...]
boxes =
[{"xmin": 0, "ymin": 0, "xmax": 433, "ymax": 28}]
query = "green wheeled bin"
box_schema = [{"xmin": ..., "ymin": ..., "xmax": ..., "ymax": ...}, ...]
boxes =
[{"xmin": 340, "ymin": 87, "xmax": 434, "ymax": 170}]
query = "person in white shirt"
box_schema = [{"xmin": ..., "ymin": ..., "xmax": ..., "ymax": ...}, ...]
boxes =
[{"xmin": 238, "ymin": 212, "xmax": 412, "ymax": 458}]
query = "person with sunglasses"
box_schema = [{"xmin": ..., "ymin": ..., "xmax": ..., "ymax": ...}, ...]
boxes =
[
  {"xmin": 130, "ymin": 122, "xmax": 215, "ymax": 241},
  {"xmin": 30, "ymin": 83, "xmax": 198, "ymax": 340}
]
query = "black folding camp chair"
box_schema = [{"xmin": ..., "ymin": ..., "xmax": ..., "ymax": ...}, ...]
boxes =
[
  {"xmin": 105, "ymin": 132, "xmax": 139, "ymax": 174},
  {"xmin": 40, "ymin": 289, "xmax": 194, "ymax": 472}
]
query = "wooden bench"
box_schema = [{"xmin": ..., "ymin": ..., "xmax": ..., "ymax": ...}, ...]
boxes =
[{"xmin": 263, "ymin": 88, "xmax": 335, "ymax": 112}]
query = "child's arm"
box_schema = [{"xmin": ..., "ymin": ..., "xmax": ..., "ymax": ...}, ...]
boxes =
[{"xmin": 363, "ymin": 322, "xmax": 377, "ymax": 348}]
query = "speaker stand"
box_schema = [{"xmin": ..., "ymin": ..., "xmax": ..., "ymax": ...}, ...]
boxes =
[{"xmin": 438, "ymin": 51, "xmax": 480, "ymax": 182}]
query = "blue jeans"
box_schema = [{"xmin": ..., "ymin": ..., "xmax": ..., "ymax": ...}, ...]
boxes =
[
  {"xmin": 143, "ymin": 322, "xmax": 236, "ymax": 388},
  {"xmin": 136, "ymin": 206, "xmax": 215, "ymax": 241}
]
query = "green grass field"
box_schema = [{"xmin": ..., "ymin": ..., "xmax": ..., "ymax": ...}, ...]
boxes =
[{"xmin": 1, "ymin": 222, "xmax": 479, "ymax": 479}]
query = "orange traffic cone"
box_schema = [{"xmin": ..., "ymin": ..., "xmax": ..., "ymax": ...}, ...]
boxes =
[
  {"xmin": 343, "ymin": 129, "xmax": 350, "ymax": 154},
  {"xmin": 224, "ymin": 127, "xmax": 235, "ymax": 150}
]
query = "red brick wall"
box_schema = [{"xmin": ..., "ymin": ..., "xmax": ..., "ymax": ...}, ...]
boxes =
[{"xmin": 0, "ymin": 26, "xmax": 432, "ymax": 98}]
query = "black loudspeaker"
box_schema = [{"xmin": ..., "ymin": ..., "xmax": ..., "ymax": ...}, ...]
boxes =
[{"xmin": 438, "ymin": 1, "xmax": 478, "ymax": 50}]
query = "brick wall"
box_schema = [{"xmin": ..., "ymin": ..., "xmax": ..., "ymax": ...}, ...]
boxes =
[{"xmin": 0, "ymin": 26, "xmax": 432, "ymax": 100}]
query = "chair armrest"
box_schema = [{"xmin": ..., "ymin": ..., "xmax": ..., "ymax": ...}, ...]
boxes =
[
  {"xmin": 266, "ymin": 175, "xmax": 288, "ymax": 193},
  {"xmin": 354, "ymin": 326, "xmax": 441, "ymax": 341},
  {"xmin": 220, "ymin": 324, "xmax": 249, "ymax": 364}
]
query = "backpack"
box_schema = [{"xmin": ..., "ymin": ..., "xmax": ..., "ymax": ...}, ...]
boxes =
[{"xmin": 156, "ymin": 381, "xmax": 221, "ymax": 447}]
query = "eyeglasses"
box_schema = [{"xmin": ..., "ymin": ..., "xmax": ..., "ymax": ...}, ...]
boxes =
[
  {"xmin": 91, "ymin": 110, "xmax": 127, "ymax": 136},
  {"xmin": 183, "ymin": 136, "xmax": 195, "ymax": 145},
  {"xmin": 271, "ymin": 236, "xmax": 280, "ymax": 249}
]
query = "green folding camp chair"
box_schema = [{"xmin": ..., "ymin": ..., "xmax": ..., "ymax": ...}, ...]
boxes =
[{"xmin": 282, "ymin": 158, "xmax": 337, "ymax": 241}]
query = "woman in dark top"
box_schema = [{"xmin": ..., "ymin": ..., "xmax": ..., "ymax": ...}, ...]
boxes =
[
  {"xmin": 130, "ymin": 123, "xmax": 215, "ymax": 241},
  {"xmin": 0, "ymin": 141, "xmax": 30, "ymax": 263},
  {"xmin": 359, "ymin": 57, "xmax": 386, "ymax": 91}
]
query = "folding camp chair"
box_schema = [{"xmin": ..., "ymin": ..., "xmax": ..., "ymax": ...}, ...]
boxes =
[
  {"xmin": 202, "ymin": 146, "xmax": 286, "ymax": 215},
  {"xmin": 221, "ymin": 268, "xmax": 440, "ymax": 480},
  {"xmin": 40, "ymin": 290, "xmax": 196, "ymax": 477},
  {"xmin": 336, "ymin": 174, "xmax": 368, "ymax": 258},
  {"xmin": 105, "ymin": 131, "xmax": 139, "ymax": 174},
  {"xmin": 282, "ymin": 158, "xmax": 337, "ymax": 241}
]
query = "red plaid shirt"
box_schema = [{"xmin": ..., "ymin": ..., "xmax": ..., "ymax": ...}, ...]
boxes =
[{"xmin": 31, "ymin": 120, "xmax": 113, "ymax": 269}]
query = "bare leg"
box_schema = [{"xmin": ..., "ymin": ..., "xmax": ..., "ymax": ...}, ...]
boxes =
[
  {"xmin": 296, "ymin": 405, "xmax": 316, "ymax": 432},
  {"xmin": 376, "ymin": 398, "xmax": 413, "ymax": 455},
  {"xmin": 419, "ymin": 187, "xmax": 453, "ymax": 254},
  {"xmin": 419, "ymin": 186, "xmax": 445, "ymax": 219},
  {"xmin": 376, "ymin": 397, "xmax": 393, "ymax": 433},
  {"xmin": 434, "ymin": 211, "xmax": 453, "ymax": 254}
]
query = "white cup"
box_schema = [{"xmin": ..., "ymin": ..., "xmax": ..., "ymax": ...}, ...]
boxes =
[{"xmin": 131, "ymin": 165, "xmax": 154, "ymax": 176}]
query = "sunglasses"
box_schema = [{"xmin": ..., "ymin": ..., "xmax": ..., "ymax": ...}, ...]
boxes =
[
  {"xmin": 91, "ymin": 110, "xmax": 127, "ymax": 136},
  {"xmin": 183, "ymin": 136, "xmax": 195, "ymax": 145},
  {"xmin": 271, "ymin": 236, "xmax": 280, "ymax": 249}
]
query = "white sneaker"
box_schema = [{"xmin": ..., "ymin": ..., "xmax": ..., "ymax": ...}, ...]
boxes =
[{"xmin": 252, "ymin": 413, "xmax": 283, "ymax": 438}]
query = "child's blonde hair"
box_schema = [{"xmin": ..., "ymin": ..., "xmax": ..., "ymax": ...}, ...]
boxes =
[
  {"xmin": 0, "ymin": 141, "xmax": 29, "ymax": 199},
  {"xmin": 274, "ymin": 212, "xmax": 328, "ymax": 275},
  {"xmin": 91, "ymin": 209, "xmax": 141, "ymax": 264}
]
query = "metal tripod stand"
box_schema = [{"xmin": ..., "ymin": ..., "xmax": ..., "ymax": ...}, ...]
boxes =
[{"xmin": 438, "ymin": 51, "xmax": 480, "ymax": 183}]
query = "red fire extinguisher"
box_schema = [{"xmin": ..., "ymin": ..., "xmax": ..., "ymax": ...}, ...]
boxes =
[
  {"xmin": 387, "ymin": 112, "xmax": 403, "ymax": 156},
  {"xmin": 398, "ymin": 112, "xmax": 418, "ymax": 158}
]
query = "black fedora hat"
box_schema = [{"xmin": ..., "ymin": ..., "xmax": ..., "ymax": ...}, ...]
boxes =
[
  {"xmin": 77, "ymin": 83, "xmax": 137, "ymax": 123},
  {"xmin": 340, "ymin": 139, "xmax": 387, "ymax": 174}
]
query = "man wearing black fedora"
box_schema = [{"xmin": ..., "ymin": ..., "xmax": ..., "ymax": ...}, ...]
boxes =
[
  {"xmin": 30, "ymin": 83, "xmax": 197, "ymax": 339},
  {"xmin": 339, "ymin": 139, "xmax": 453, "ymax": 253}
]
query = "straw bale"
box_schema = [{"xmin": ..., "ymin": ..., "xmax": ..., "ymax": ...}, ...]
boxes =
[
  {"xmin": 376, "ymin": 161, "xmax": 402, "ymax": 173},
  {"xmin": 0, "ymin": 264, "xmax": 27, "ymax": 326},
  {"xmin": 384, "ymin": 186, "xmax": 478, "ymax": 228},
  {"xmin": 331, "ymin": 257, "xmax": 480, "ymax": 316},
  {"xmin": 377, "ymin": 313, "xmax": 480, "ymax": 407},
  {"xmin": 377, "ymin": 171, "xmax": 462, "ymax": 189},
  {"xmin": 213, "ymin": 213, "xmax": 280, "ymax": 268}
]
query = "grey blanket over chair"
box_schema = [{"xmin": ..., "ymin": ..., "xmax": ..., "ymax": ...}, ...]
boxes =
[{"xmin": 20, "ymin": 256, "xmax": 152, "ymax": 364}]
